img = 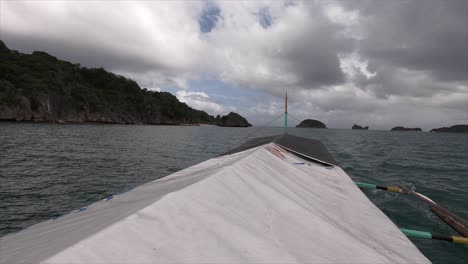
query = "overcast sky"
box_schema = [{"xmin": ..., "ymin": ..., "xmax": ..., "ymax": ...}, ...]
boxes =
[{"xmin": 1, "ymin": 0, "xmax": 467, "ymax": 129}]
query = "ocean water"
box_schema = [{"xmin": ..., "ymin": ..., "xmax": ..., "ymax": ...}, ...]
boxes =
[{"xmin": 0, "ymin": 122, "xmax": 467, "ymax": 263}]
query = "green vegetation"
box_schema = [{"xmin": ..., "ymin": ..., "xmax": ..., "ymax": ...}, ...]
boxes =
[{"xmin": 0, "ymin": 40, "xmax": 250, "ymax": 126}]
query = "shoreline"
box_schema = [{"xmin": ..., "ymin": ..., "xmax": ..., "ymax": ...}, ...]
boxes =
[{"xmin": 0, "ymin": 119, "xmax": 251, "ymax": 127}]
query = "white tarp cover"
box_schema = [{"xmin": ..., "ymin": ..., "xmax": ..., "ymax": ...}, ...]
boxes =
[{"xmin": 0, "ymin": 143, "xmax": 430, "ymax": 264}]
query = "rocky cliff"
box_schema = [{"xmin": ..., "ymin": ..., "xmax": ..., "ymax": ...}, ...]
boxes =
[
  {"xmin": 391, "ymin": 126, "xmax": 422, "ymax": 132},
  {"xmin": 0, "ymin": 40, "xmax": 250, "ymax": 127},
  {"xmin": 296, "ymin": 119, "xmax": 327, "ymax": 128},
  {"xmin": 430, "ymin": 125, "xmax": 468, "ymax": 133}
]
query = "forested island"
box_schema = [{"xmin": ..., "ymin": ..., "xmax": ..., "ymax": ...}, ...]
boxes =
[
  {"xmin": 430, "ymin": 125, "xmax": 468, "ymax": 133},
  {"xmin": 296, "ymin": 119, "xmax": 327, "ymax": 128},
  {"xmin": 0, "ymin": 40, "xmax": 251, "ymax": 127}
]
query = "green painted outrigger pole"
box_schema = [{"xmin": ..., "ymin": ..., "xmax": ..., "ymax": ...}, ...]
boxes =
[
  {"xmin": 354, "ymin": 181, "xmax": 403, "ymax": 193},
  {"xmin": 399, "ymin": 228, "xmax": 468, "ymax": 244},
  {"xmin": 284, "ymin": 91, "xmax": 288, "ymax": 134}
]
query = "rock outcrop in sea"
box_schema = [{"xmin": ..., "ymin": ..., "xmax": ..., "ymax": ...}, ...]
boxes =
[
  {"xmin": 430, "ymin": 125, "xmax": 468, "ymax": 133},
  {"xmin": 352, "ymin": 124, "xmax": 368, "ymax": 130},
  {"xmin": 215, "ymin": 112, "xmax": 251, "ymax": 127},
  {"xmin": 390, "ymin": 126, "xmax": 422, "ymax": 132},
  {"xmin": 296, "ymin": 119, "xmax": 327, "ymax": 128},
  {"xmin": 0, "ymin": 40, "xmax": 250, "ymax": 127}
]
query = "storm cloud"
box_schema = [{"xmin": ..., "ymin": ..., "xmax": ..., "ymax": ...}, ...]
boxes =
[{"xmin": 1, "ymin": 0, "xmax": 466, "ymax": 129}]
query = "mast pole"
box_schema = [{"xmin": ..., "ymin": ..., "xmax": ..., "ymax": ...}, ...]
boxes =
[{"xmin": 284, "ymin": 91, "xmax": 288, "ymax": 134}]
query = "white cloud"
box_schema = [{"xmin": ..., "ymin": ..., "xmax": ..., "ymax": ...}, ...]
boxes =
[
  {"xmin": 1, "ymin": 0, "xmax": 466, "ymax": 128},
  {"xmin": 2, "ymin": 1, "xmax": 207, "ymax": 88},
  {"xmin": 339, "ymin": 53, "xmax": 376, "ymax": 79},
  {"xmin": 325, "ymin": 4, "xmax": 359, "ymax": 26},
  {"xmin": 148, "ymin": 87, "xmax": 161, "ymax": 92},
  {"xmin": 177, "ymin": 90, "xmax": 209, "ymax": 100},
  {"xmin": 2, "ymin": 0, "xmax": 347, "ymax": 92},
  {"xmin": 176, "ymin": 90, "xmax": 234, "ymax": 115}
]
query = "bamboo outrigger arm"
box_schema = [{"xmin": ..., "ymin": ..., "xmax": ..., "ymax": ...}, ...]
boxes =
[
  {"xmin": 400, "ymin": 186, "xmax": 468, "ymax": 238},
  {"xmin": 355, "ymin": 181, "xmax": 468, "ymax": 237}
]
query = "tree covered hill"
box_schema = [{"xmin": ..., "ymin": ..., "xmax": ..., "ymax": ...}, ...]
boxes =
[{"xmin": 0, "ymin": 40, "xmax": 251, "ymax": 127}]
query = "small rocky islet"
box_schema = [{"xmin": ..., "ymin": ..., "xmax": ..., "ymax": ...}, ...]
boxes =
[
  {"xmin": 215, "ymin": 112, "xmax": 251, "ymax": 127},
  {"xmin": 352, "ymin": 124, "xmax": 368, "ymax": 130},
  {"xmin": 390, "ymin": 126, "xmax": 422, "ymax": 132},
  {"xmin": 295, "ymin": 118, "xmax": 468, "ymax": 134},
  {"xmin": 296, "ymin": 119, "xmax": 327, "ymax": 128}
]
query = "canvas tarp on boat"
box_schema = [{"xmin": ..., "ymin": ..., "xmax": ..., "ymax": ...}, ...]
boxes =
[{"xmin": 0, "ymin": 135, "xmax": 430, "ymax": 263}]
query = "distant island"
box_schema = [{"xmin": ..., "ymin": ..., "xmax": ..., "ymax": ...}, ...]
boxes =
[
  {"xmin": 296, "ymin": 119, "xmax": 327, "ymax": 128},
  {"xmin": 391, "ymin": 126, "xmax": 422, "ymax": 132},
  {"xmin": 352, "ymin": 124, "xmax": 368, "ymax": 130},
  {"xmin": 216, "ymin": 112, "xmax": 251, "ymax": 127},
  {"xmin": 430, "ymin": 125, "xmax": 468, "ymax": 133},
  {"xmin": 0, "ymin": 40, "xmax": 251, "ymax": 127}
]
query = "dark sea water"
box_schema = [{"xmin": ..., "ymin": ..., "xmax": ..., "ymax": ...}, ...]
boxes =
[{"xmin": 1, "ymin": 122, "xmax": 467, "ymax": 263}]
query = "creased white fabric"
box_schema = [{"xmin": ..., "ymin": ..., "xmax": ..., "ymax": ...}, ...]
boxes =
[{"xmin": 0, "ymin": 144, "xmax": 430, "ymax": 264}]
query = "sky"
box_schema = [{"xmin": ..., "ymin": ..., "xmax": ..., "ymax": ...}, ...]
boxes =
[{"xmin": 0, "ymin": 0, "xmax": 467, "ymax": 129}]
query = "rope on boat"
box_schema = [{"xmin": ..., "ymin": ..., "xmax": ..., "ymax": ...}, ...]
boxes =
[
  {"xmin": 224, "ymin": 112, "xmax": 286, "ymax": 152},
  {"xmin": 399, "ymin": 228, "xmax": 468, "ymax": 244},
  {"xmin": 355, "ymin": 181, "xmax": 468, "ymax": 238}
]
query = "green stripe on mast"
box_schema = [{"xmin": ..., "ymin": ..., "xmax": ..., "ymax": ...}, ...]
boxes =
[{"xmin": 284, "ymin": 113, "xmax": 288, "ymax": 133}]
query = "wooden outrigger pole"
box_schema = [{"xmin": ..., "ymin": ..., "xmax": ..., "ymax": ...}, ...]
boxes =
[
  {"xmin": 401, "ymin": 186, "xmax": 468, "ymax": 238},
  {"xmin": 356, "ymin": 181, "xmax": 468, "ymax": 237}
]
